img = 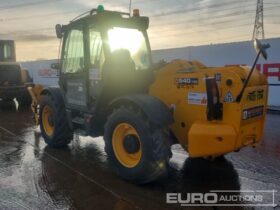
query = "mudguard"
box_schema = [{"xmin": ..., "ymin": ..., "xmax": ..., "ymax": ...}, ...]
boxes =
[{"xmin": 108, "ymin": 94, "xmax": 174, "ymax": 127}]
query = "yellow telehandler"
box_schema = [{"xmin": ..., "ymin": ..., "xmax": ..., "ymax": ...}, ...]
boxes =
[{"xmin": 29, "ymin": 6, "xmax": 269, "ymax": 183}]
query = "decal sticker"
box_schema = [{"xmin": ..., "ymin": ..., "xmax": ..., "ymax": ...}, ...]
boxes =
[
  {"xmin": 257, "ymin": 90, "xmax": 264, "ymax": 99},
  {"xmin": 176, "ymin": 77, "xmax": 198, "ymax": 89},
  {"xmin": 224, "ymin": 91, "xmax": 234, "ymax": 102},
  {"xmin": 243, "ymin": 106, "xmax": 264, "ymax": 120},
  {"xmin": 188, "ymin": 92, "xmax": 207, "ymax": 105},
  {"xmin": 247, "ymin": 90, "xmax": 264, "ymax": 101}
]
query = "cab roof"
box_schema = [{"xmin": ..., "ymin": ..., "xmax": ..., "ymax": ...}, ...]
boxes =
[{"xmin": 61, "ymin": 8, "xmax": 149, "ymax": 32}]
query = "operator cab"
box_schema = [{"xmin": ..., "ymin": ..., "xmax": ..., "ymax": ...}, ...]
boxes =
[{"xmin": 55, "ymin": 6, "xmax": 153, "ymax": 113}]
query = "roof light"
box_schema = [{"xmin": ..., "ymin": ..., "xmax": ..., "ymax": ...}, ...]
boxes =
[
  {"xmin": 133, "ymin": 9, "xmax": 140, "ymax": 17},
  {"xmin": 97, "ymin": 5, "xmax": 105, "ymax": 13}
]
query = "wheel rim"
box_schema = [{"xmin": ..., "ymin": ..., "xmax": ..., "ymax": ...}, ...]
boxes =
[
  {"xmin": 42, "ymin": 105, "xmax": 54, "ymax": 137},
  {"xmin": 112, "ymin": 123, "xmax": 142, "ymax": 168}
]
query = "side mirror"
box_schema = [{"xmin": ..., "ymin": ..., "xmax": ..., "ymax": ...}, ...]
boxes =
[
  {"xmin": 55, "ymin": 24, "xmax": 63, "ymax": 39},
  {"xmin": 236, "ymin": 39, "xmax": 271, "ymax": 102},
  {"xmin": 51, "ymin": 63, "xmax": 61, "ymax": 70},
  {"xmin": 254, "ymin": 39, "xmax": 271, "ymax": 60}
]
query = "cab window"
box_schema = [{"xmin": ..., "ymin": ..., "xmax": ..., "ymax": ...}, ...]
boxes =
[
  {"xmin": 89, "ymin": 29, "xmax": 104, "ymax": 68},
  {"xmin": 3, "ymin": 43, "xmax": 12, "ymax": 59},
  {"xmin": 62, "ymin": 27, "xmax": 85, "ymax": 74},
  {"xmin": 107, "ymin": 27, "xmax": 151, "ymax": 70}
]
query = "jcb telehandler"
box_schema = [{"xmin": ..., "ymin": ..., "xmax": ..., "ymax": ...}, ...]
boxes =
[{"xmin": 29, "ymin": 6, "xmax": 269, "ymax": 183}]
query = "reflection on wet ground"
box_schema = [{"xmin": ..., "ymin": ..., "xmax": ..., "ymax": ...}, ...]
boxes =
[{"xmin": 0, "ymin": 107, "xmax": 279, "ymax": 209}]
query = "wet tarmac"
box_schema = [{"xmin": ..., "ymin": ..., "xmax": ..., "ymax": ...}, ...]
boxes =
[{"xmin": 0, "ymin": 103, "xmax": 279, "ymax": 210}]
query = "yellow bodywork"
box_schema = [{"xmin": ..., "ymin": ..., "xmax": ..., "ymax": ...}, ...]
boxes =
[
  {"xmin": 28, "ymin": 84, "xmax": 44, "ymax": 124},
  {"xmin": 149, "ymin": 60, "xmax": 268, "ymax": 157},
  {"xmin": 28, "ymin": 59, "xmax": 268, "ymax": 158}
]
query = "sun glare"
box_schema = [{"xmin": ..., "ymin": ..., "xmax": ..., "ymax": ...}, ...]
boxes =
[{"xmin": 108, "ymin": 27, "xmax": 145, "ymax": 55}]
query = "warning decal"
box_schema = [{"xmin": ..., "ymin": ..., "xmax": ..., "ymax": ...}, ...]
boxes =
[
  {"xmin": 243, "ymin": 106, "xmax": 264, "ymax": 120},
  {"xmin": 188, "ymin": 92, "xmax": 207, "ymax": 105},
  {"xmin": 224, "ymin": 91, "xmax": 234, "ymax": 102}
]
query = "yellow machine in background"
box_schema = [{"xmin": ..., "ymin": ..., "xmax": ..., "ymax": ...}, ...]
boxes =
[
  {"xmin": 28, "ymin": 84, "xmax": 44, "ymax": 123},
  {"xmin": 29, "ymin": 6, "xmax": 269, "ymax": 184},
  {"xmin": 0, "ymin": 40, "xmax": 33, "ymax": 106}
]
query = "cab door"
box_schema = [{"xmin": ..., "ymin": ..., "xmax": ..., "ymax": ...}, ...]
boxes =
[
  {"xmin": 60, "ymin": 25, "xmax": 88, "ymax": 111},
  {"xmin": 87, "ymin": 27, "xmax": 104, "ymax": 108}
]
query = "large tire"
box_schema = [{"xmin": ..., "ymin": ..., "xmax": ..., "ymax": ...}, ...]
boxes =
[
  {"xmin": 104, "ymin": 106, "xmax": 172, "ymax": 184},
  {"xmin": 39, "ymin": 95, "xmax": 73, "ymax": 147}
]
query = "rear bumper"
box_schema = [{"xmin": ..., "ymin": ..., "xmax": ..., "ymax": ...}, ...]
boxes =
[
  {"xmin": 188, "ymin": 120, "xmax": 264, "ymax": 157},
  {"xmin": 0, "ymin": 85, "xmax": 29, "ymax": 100}
]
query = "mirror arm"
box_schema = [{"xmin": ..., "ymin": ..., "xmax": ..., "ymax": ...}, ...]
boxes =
[{"xmin": 236, "ymin": 49, "xmax": 262, "ymax": 103}]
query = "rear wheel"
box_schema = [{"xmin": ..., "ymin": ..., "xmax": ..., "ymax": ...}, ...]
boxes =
[
  {"xmin": 39, "ymin": 95, "xmax": 73, "ymax": 147},
  {"xmin": 104, "ymin": 106, "xmax": 172, "ymax": 184},
  {"xmin": 112, "ymin": 123, "xmax": 142, "ymax": 168}
]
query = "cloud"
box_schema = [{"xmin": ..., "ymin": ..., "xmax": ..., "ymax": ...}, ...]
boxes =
[
  {"xmin": 0, "ymin": 0, "xmax": 279, "ymax": 61},
  {"xmin": 16, "ymin": 34, "xmax": 57, "ymax": 42}
]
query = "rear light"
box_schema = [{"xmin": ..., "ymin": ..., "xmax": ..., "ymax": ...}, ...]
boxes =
[{"xmin": 206, "ymin": 78, "xmax": 223, "ymax": 121}]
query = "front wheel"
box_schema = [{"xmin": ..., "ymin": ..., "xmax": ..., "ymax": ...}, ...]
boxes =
[
  {"xmin": 39, "ymin": 95, "xmax": 73, "ymax": 147},
  {"xmin": 104, "ymin": 106, "xmax": 172, "ymax": 184}
]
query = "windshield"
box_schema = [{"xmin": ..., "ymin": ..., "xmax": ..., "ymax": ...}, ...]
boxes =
[{"xmin": 107, "ymin": 27, "xmax": 151, "ymax": 70}]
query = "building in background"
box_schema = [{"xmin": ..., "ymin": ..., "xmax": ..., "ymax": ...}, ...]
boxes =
[{"xmin": 21, "ymin": 38, "xmax": 280, "ymax": 106}]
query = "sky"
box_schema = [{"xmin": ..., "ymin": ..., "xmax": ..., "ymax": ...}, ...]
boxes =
[{"xmin": 0, "ymin": 0, "xmax": 279, "ymax": 61}]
